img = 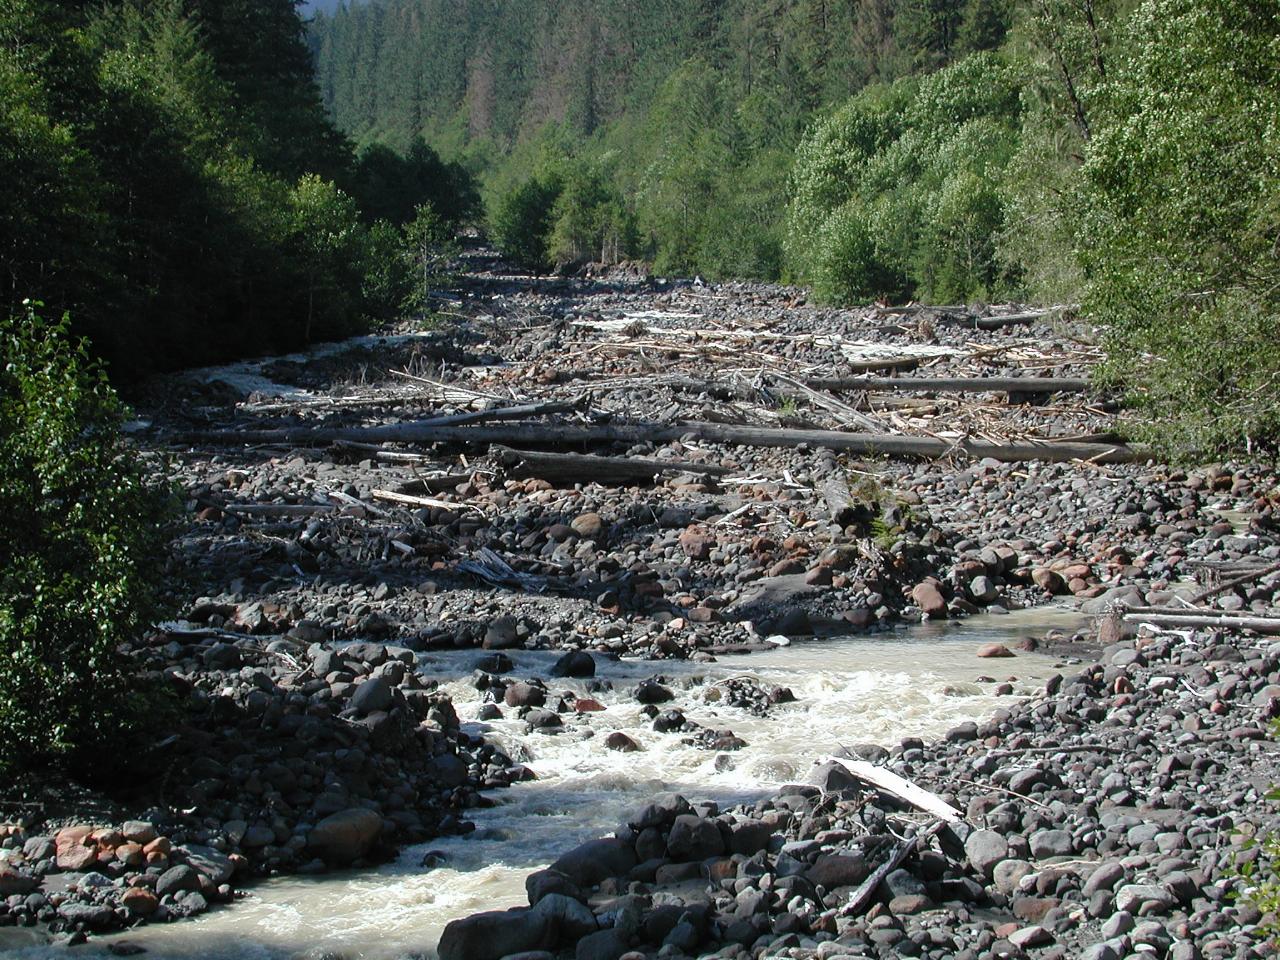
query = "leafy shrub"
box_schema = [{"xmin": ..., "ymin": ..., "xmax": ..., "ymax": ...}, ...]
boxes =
[
  {"xmin": 0, "ymin": 303, "xmax": 173, "ymax": 772},
  {"xmin": 490, "ymin": 174, "xmax": 563, "ymax": 270},
  {"xmin": 787, "ymin": 52, "xmax": 1022, "ymax": 304},
  {"xmin": 1079, "ymin": 0, "xmax": 1280, "ymax": 457}
]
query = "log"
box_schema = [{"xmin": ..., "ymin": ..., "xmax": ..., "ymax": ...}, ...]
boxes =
[
  {"xmin": 840, "ymin": 821, "xmax": 946, "ymax": 917},
  {"xmin": 821, "ymin": 756, "xmax": 963, "ymax": 823},
  {"xmin": 1185, "ymin": 559, "xmax": 1280, "ymax": 605},
  {"xmin": 805, "ymin": 376, "xmax": 1090, "ymax": 395},
  {"xmin": 223, "ymin": 502, "xmax": 337, "ymax": 517},
  {"xmin": 181, "ymin": 419, "xmax": 1143, "ymax": 465},
  {"xmin": 1122, "ymin": 612, "xmax": 1280, "ymax": 635},
  {"xmin": 491, "ymin": 445, "xmax": 730, "ymax": 486},
  {"xmin": 821, "ymin": 477, "xmax": 867, "ymax": 527}
]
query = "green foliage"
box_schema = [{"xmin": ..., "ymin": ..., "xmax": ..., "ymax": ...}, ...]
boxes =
[
  {"xmin": 788, "ymin": 52, "xmax": 1023, "ymax": 304},
  {"xmin": 0, "ymin": 0, "xmax": 474, "ymax": 380},
  {"xmin": 0, "ymin": 303, "xmax": 173, "ymax": 772},
  {"xmin": 401, "ymin": 203, "xmax": 460, "ymax": 313},
  {"xmin": 491, "ymin": 174, "xmax": 563, "ymax": 270},
  {"xmin": 1079, "ymin": 0, "xmax": 1280, "ymax": 457}
]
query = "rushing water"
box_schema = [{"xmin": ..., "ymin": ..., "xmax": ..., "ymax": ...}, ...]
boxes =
[{"xmin": 2, "ymin": 609, "xmax": 1084, "ymax": 960}]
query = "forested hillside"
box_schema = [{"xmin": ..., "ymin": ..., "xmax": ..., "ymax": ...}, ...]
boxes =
[
  {"xmin": 312, "ymin": 0, "xmax": 1280, "ymax": 456},
  {"xmin": 1, "ymin": 0, "xmax": 472, "ymax": 378}
]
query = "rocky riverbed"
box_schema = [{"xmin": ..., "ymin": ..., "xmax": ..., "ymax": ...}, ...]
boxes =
[{"xmin": 4, "ymin": 249, "xmax": 1280, "ymax": 954}]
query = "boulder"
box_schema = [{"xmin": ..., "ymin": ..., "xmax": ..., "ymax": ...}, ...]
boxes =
[
  {"xmin": 505, "ymin": 682, "xmax": 547, "ymax": 708},
  {"xmin": 0, "ymin": 865, "xmax": 37, "ymax": 896},
  {"xmin": 806, "ymin": 853, "xmax": 869, "ymax": 888},
  {"xmin": 121, "ymin": 821, "xmax": 157, "ymax": 845},
  {"xmin": 551, "ymin": 651, "xmax": 596, "ymax": 678},
  {"xmin": 350, "ymin": 676, "xmax": 394, "ymax": 715},
  {"xmin": 977, "ymin": 643, "xmax": 1016, "ymax": 659},
  {"xmin": 181, "ymin": 844, "xmax": 235, "ymax": 884},
  {"xmin": 155, "ymin": 864, "xmax": 201, "ymax": 898},
  {"xmin": 483, "ymin": 617, "xmax": 522, "ymax": 650},
  {"xmin": 437, "ymin": 893, "xmax": 596, "ymax": 960},
  {"xmin": 307, "ymin": 808, "xmax": 383, "ymax": 865},
  {"xmin": 570, "ymin": 513, "xmax": 605, "ymax": 540},
  {"xmin": 57, "ymin": 902, "xmax": 117, "ymax": 930},
  {"xmin": 605, "ymin": 732, "xmax": 641, "ymax": 752},
  {"xmin": 912, "ymin": 581, "xmax": 948, "ymax": 618},
  {"xmin": 55, "ymin": 826, "xmax": 98, "ymax": 872},
  {"xmin": 666, "ymin": 815, "xmax": 725, "ymax": 861},
  {"xmin": 965, "ymin": 830, "xmax": 1009, "ymax": 881},
  {"xmin": 635, "ymin": 680, "xmax": 674, "ymax": 704},
  {"xmin": 550, "ymin": 838, "xmax": 638, "ymax": 887},
  {"xmin": 576, "ymin": 928, "xmax": 631, "ymax": 960},
  {"xmin": 122, "ymin": 887, "xmax": 160, "ymax": 916}
]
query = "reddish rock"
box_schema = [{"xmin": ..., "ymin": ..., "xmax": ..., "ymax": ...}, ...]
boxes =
[
  {"xmin": 115, "ymin": 843, "xmax": 145, "ymax": 868},
  {"xmin": 977, "ymin": 643, "xmax": 1016, "ymax": 659},
  {"xmin": 687, "ymin": 606, "xmax": 717, "ymax": 623},
  {"xmin": 55, "ymin": 826, "xmax": 98, "ymax": 872},
  {"xmin": 768, "ymin": 558, "xmax": 805, "ymax": 577},
  {"xmin": 121, "ymin": 887, "xmax": 159, "ymax": 916},
  {"xmin": 574, "ymin": 697, "xmax": 606, "ymax": 713},
  {"xmin": 1031, "ymin": 568, "xmax": 1067, "ymax": 595},
  {"xmin": 605, "ymin": 732, "xmax": 642, "ymax": 752},
  {"xmin": 570, "ymin": 512, "xmax": 604, "ymax": 540},
  {"xmin": 805, "ymin": 566, "xmax": 833, "ymax": 586},
  {"xmin": 912, "ymin": 581, "xmax": 948, "ymax": 618},
  {"xmin": 679, "ymin": 526, "xmax": 715, "ymax": 561},
  {"xmin": 1061, "ymin": 562, "xmax": 1093, "ymax": 581}
]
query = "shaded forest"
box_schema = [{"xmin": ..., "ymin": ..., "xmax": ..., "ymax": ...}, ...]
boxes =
[
  {"xmin": 1, "ymin": 0, "xmax": 473, "ymax": 379},
  {"xmin": 311, "ymin": 0, "xmax": 1280, "ymax": 456}
]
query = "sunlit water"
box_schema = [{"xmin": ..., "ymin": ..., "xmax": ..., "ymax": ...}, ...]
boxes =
[{"xmin": 2, "ymin": 610, "xmax": 1084, "ymax": 960}]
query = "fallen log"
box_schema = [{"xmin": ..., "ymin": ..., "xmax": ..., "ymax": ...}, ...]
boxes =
[
  {"xmin": 181, "ymin": 419, "xmax": 1144, "ymax": 464},
  {"xmin": 223, "ymin": 502, "xmax": 337, "ymax": 517},
  {"xmin": 1123, "ymin": 611, "xmax": 1280, "ymax": 635},
  {"xmin": 491, "ymin": 445, "xmax": 730, "ymax": 486},
  {"xmin": 822, "ymin": 756, "xmax": 963, "ymax": 823},
  {"xmin": 805, "ymin": 376, "xmax": 1090, "ymax": 395},
  {"xmin": 840, "ymin": 821, "xmax": 947, "ymax": 917},
  {"xmin": 821, "ymin": 477, "xmax": 867, "ymax": 527},
  {"xmin": 1185, "ymin": 559, "xmax": 1280, "ymax": 605}
]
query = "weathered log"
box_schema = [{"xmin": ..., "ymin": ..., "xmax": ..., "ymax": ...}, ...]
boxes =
[
  {"xmin": 182, "ymin": 419, "xmax": 1143, "ymax": 464},
  {"xmin": 805, "ymin": 376, "xmax": 1090, "ymax": 394},
  {"xmin": 223, "ymin": 502, "xmax": 336, "ymax": 517},
  {"xmin": 1185, "ymin": 559, "xmax": 1280, "ymax": 605},
  {"xmin": 822, "ymin": 756, "xmax": 963, "ymax": 823},
  {"xmin": 1122, "ymin": 611, "xmax": 1280, "ymax": 635},
  {"xmin": 821, "ymin": 477, "xmax": 866, "ymax": 527},
  {"xmin": 491, "ymin": 444, "xmax": 730, "ymax": 486},
  {"xmin": 840, "ymin": 821, "xmax": 947, "ymax": 917}
]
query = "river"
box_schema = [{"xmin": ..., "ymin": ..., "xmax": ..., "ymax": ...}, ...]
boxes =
[{"xmin": 2, "ymin": 609, "xmax": 1083, "ymax": 960}]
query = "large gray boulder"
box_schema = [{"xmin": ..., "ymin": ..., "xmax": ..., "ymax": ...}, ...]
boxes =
[
  {"xmin": 437, "ymin": 894, "xmax": 597, "ymax": 960},
  {"xmin": 307, "ymin": 808, "xmax": 382, "ymax": 865},
  {"xmin": 549, "ymin": 838, "xmax": 638, "ymax": 888},
  {"xmin": 666, "ymin": 815, "xmax": 724, "ymax": 861}
]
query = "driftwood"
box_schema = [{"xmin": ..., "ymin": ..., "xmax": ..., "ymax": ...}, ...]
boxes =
[
  {"xmin": 370, "ymin": 489, "xmax": 485, "ymax": 515},
  {"xmin": 491, "ymin": 445, "xmax": 730, "ymax": 486},
  {"xmin": 186, "ymin": 419, "xmax": 1143, "ymax": 465},
  {"xmin": 806, "ymin": 376, "xmax": 1090, "ymax": 395},
  {"xmin": 1123, "ymin": 611, "xmax": 1280, "ymax": 635},
  {"xmin": 1185, "ymin": 559, "xmax": 1280, "ymax": 605},
  {"xmin": 222, "ymin": 502, "xmax": 337, "ymax": 517},
  {"xmin": 841, "ymin": 820, "xmax": 947, "ymax": 917},
  {"xmin": 935, "ymin": 309, "xmax": 1059, "ymax": 330},
  {"xmin": 821, "ymin": 477, "xmax": 866, "ymax": 527},
  {"xmin": 822, "ymin": 756, "xmax": 963, "ymax": 823}
]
